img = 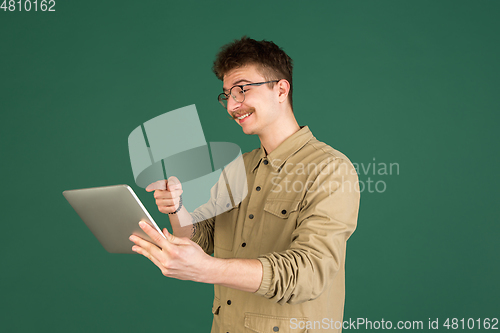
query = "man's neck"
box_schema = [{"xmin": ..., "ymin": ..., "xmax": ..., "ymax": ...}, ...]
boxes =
[{"xmin": 258, "ymin": 116, "xmax": 301, "ymax": 155}]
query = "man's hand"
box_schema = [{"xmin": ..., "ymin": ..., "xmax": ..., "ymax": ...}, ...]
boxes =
[
  {"xmin": 146, "ymin": 176, "xmax": 183, "ymax": 214},
  {"xmin": 130, "ymin": 221, "xmax": 263, "ymax": 291},
  {"xmin": 130, "ymin": 221, "xmax": 213, "ymax": 282}
]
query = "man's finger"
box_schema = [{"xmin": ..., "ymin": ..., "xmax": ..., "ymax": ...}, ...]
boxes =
[
  {"xmin": 146, "ymin": 179, "xmax": 168, "ymax": 192},
  {"xmin": 154, "ymin": 188, "xmax": 183, "ymax": 200},
  {"xmin": 138, "ymin": 221, "xmax": 172, "ymax": 249},
  {"xmin": 129, "ymin": 232, "xmax": 163, "ymax": 258},
  {"xmin": 163, "ymin": 228, "xmax": 191, "ymax": 246},
  {"xmin": 166, "ymin": 176, "xmax": 182, "ymax": 191}
]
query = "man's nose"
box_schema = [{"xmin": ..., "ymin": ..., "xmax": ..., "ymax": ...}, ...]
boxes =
[{"xmin": 227, "ymin": 97, "xmax": 241, "ymax": 113}]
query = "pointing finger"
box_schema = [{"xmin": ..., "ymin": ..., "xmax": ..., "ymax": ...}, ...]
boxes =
[
  {"xmin": 146, "ymin": 180, "xmax": 167, "ymax": 192},
  {"xmin": 166, "ymin": 176, "xmax": 182, "ymax": 191}
]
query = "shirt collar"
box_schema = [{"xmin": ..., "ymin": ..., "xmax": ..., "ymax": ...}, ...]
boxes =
[{"xmin": 251, "ymin": 126, "xmax": 313, "ymax": 173}]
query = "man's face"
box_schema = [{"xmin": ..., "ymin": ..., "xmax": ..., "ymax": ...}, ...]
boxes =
[{"xmin": 222, "ymin": 65, "xmax": 280, "ymax": 136}]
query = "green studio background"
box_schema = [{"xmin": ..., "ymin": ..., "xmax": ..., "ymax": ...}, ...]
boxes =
[{"xmin": 1, "ymin": 1, "xmax": 498, "ymax": 332}]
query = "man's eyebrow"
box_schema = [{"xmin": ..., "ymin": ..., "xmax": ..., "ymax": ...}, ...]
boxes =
[{"xmin": 223, "ymin": 79, "xmax": 252, "ymax": 92}]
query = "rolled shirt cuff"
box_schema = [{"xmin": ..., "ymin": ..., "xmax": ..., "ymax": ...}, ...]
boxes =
[{"xmin": 255, "ymin": 257, "xmax": 272, "ymax": 296}]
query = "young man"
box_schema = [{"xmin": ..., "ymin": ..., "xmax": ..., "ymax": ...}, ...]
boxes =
[{"xmin": 130, "ymin": 37, "xmax": 360, "ymax": 332}]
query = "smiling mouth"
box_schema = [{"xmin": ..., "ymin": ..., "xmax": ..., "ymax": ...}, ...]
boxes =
[
  {"xmin": 236, "ymin": 112, "xmax": 252, "ymax": 120},
  {"xmin": 232, "ymin": 109, "xmax": 255, "ymax": 120}
]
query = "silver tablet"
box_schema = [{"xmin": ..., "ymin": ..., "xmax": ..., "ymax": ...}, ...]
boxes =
[{"xmin": 63, "ymin": 184, "xmax": 165, "ymax": 253}]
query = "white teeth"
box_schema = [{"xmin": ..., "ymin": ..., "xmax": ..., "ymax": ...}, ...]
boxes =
[{"xmin": 237, "ymin": 113, "xmax": 251, "ymax": 120}]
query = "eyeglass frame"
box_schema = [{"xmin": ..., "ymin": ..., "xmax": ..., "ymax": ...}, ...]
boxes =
[{"xmin": 217, "ymin": 80, "xmax": 281, "ymax": 108}]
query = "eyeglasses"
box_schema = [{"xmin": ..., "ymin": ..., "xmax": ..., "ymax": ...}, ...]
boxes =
[{"xmin": 217, "ymin": 80, "xmax": 280, "ymax": 109}]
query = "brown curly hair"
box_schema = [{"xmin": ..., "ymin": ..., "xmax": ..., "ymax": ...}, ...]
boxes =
[{"xmin": 213, "ymin": 36, "xmax": 294, "ymax": 109}]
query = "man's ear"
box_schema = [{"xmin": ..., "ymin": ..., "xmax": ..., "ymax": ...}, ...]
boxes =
[{"xmin": 277, "ymin": 79, "xmax": 290, "ymax": 104}]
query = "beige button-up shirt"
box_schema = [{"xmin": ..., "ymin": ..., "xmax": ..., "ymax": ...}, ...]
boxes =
[{"xmin": 191, "ymin": 126, "xmax": 360, "ymax": 333}]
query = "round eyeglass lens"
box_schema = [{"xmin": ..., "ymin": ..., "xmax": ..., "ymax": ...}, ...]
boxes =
[{"xmin": 230, "ymin": 86, "xmax": 245, "ymax": 103}]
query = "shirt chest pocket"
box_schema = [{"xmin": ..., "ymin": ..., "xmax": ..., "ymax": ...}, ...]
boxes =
[
  {"xmin": 263, "ymin": 199, "xmax": 301, "ymax": 219},
  {"xmin": 261, "ymin": 199, "xmax": 301, "ymax": 252}
]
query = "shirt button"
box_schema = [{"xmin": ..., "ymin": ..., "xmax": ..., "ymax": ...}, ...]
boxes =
[
  {"xmin": 249, "ymin": 214, "xmax": 254, "ymax": 219},
  {"xmin": 263, "ymin": 159, "xmax": 269, "ymax": 165},
  {"xmin": 227, "ymin": 300, "xmax": 231, "ymax": 305},
  {"xmin": 256, "ymin": 186, "xmax": 261, "ymax": 191},
  {"xmin": 241, "ymin": 242, "xmax": 246, "ymax": 247},
  {"xmin": 281, "ymin": 210, "xmax": 287, "ymax": 215},
  {"xmin": 226, "ymin": 203, "xmax": 230, "ymax": 208},
  {"xmin": 273, "ymin": 327, "xmax": 279, "ymax": 332}
]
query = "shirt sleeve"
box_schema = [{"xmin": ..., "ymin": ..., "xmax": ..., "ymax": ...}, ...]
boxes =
[
  {"xmin": 190, "ymin": 217, "xmax": 215, "ymax": 256},
  {"xmin": 255, "ymin": 158, "xmax": 360, "ymax": 304},
  {"xmin": 189, "ymin": 184, "xmax": 217, "ymax": 256}
]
